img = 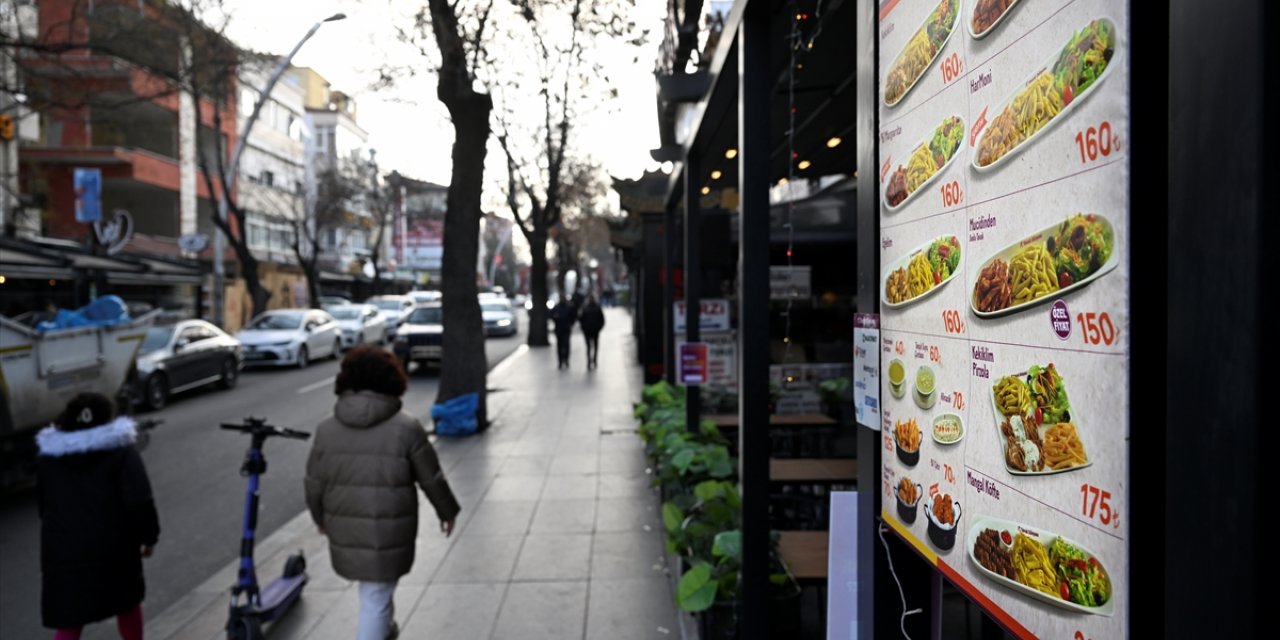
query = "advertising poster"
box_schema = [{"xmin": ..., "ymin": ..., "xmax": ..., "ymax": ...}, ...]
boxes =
[{"xmin": 876, "ymin": 1, "xmax": 1128, "ymax": 637}]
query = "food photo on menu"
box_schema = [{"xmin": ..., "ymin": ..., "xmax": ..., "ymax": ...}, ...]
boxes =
[
  {"xmin": 884, "ymin": 0, "xmax": 960, "ymax": 107},
  {"xmin": 972, "ymin": 213, "xmax": 1118, "ymax": 317},
  {"xmin": 970, "ymin": 0, "xmax": 1023, "ymax": 39},
  {"xmin": 968, "ymin": 516, "xmax": 1115, "ymax": 615},
  {"xmin": 974, "ymin": 18, "xmax": 1118, "ymax": 171},
  {"xmin": 991, "ymin": 363, "xmax": 1090, "ymax": 475},
  {"xmin": 884, "ymin": 235, "xmax": 962, "ymax": 307},
  {"xmin": 884, "ymin": 115, "xmax": 966, "ymax": 210}
]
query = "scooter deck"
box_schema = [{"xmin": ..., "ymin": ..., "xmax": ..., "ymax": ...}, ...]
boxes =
[{"xmin": 257, "ymin": 573, "xmax": 307, "ymax": 622}]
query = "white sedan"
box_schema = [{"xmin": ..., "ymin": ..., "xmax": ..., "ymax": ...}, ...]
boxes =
[
  {"xmin": 236, "ymin": 309, "xmax": 341, "ymax": 368},
  {"xmin": 481, "ymin": 298, "xmax": 518, "ymax": 336},
  {"xmin": 367, "ymin": 295, "xmax": 415, "ymax": 339},
  {"xmin": 329, "ymin": 304, "xmax": 387, "ymax": 348}
]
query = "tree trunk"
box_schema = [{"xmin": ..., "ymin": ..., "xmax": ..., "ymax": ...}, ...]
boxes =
[
  {"xmin": 528, "ymin": 229, "xmax": 550, "ymax": 347},
  {"xmin": 239, "ymin": 251, "xmax": 271, "ymax": 319},
  {"xmin": 435, "ymin": 99, "xmax": 490, "ymax": 429}
]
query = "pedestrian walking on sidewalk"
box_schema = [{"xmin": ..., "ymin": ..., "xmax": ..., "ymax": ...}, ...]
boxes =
[
  {"xmin": 36, "ymin": 393, "xmax": 160, "ymax": 640},
  {"xmin": 551, "ymin": 296, "xmax": 577, "ymax": 369},
  {"xmin": 305, "ymin": 346, "xmax": 461, "ymax": 640},
  {"xmin": 578, "ymin": 294, "xmax": 605, "ymax": 370}
]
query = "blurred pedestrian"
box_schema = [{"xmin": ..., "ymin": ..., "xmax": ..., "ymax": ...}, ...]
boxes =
[
  {"xmin": 305, "ymin": 346, "xmax": 460, "ymax": 640},
  {"xmin": 578, "ymin": 294, "xmax": 605, "ymax": 370},
  {"xmin": 551, "ymin": 296, "xmax": 577, "ymax": 369},
  {"xmin": 36, "ymin": 393, "xmax": 159, "ymax": 640}
]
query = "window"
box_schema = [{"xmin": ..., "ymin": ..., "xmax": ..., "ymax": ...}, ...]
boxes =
[{"xmin": 261, "ymin": 170, "xmax": 274, "ymax": 187}]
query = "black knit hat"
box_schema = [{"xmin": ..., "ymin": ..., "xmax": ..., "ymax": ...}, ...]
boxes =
[{"xmin": 57, "ymin": 392, "xmax": 117, "ymax": 432}]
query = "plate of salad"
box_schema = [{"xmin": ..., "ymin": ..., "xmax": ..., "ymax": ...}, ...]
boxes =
[
  {"xmin": 883, "ymin": 235, "xmax": 963, "ymax": 309},
  {"xmin": 884, "ymin": 115, "xmax": 966, "ymax": 212},
  {"xmin": 973, "ymin": 18, "xmax": 1120, "ymax": 172},
  {"xmin": 967, "ymin": 516, "xmax": 1115, "ymax": 616}
]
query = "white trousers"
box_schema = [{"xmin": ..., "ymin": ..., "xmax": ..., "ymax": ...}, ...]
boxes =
[{"xmin": 356, "ymin": 580, "xmax": 398, "ymax": 640}]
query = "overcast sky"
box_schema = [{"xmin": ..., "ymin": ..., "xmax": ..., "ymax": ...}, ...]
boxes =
[{"xmin": 217, "ymin": 0, "xmax": 664, "ymax": 190}]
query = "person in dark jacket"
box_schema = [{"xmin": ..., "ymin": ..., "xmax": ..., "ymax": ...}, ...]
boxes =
[
  {"xmin": 578, "ymin": 294, "xmax": 605, "ymax": 370},
  {"xmin": 550, "ymin": 297, "xmax": 577, "ymax": 369},
  {"xmin": 36, "ymin": 392, "xmax": 159, "ymax": 640},
  {"xmin": 305, "ymin": 346, "xmax": 460, "ymax": 640}
]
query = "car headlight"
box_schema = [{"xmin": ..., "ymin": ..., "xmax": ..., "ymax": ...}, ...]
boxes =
[{"xmin": 497, "ymin": 318, "xmax": 512, "ymax": 326}]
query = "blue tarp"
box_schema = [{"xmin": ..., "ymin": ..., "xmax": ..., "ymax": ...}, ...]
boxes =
[
  {"xmin": 431, "ymin": 392, "xmax": 479, "ymax": 437},
  {"xmin": 35, "ymin": 295, "xmax": 130, "ymax": 332}
]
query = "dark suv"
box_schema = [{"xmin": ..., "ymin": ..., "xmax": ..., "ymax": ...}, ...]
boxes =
[{"xmin": 392, "ymin": 304, "xmax": 444, "ymax": 369}]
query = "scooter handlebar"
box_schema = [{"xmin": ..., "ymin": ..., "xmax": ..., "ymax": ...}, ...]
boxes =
[{"xmin": 220, "ymin": 421, "xmax": 311, "ymax": 440}]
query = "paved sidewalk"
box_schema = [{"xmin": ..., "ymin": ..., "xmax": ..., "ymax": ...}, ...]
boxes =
[{"xmin": 147, "ymin": 309, "xmax": 684, "ymax": 639}]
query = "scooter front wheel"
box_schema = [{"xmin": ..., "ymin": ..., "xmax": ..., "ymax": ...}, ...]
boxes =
[{"xmin": 227, "ymin": 614, "xmax": 262, "ymax": 640}]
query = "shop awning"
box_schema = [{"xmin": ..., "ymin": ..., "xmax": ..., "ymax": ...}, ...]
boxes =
[{"xmin": 0, "ymin": 238, "xmax": 204, "ymax": 285}]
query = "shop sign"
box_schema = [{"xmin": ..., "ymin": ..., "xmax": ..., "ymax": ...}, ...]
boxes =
[
  {"xmin": 74, "ymin": 168, "xmax": 102, "ymax": 223},
  {"xmin": 853, "ymin": 313, "xmax": 881, "ymax": 430},
  {"xmin": 678, "ymin": 342, "xmax": 709, "ymax": 385},
  {"xmin": 673, "ymin": 298, "xmax": 730, "ymax": 333}
]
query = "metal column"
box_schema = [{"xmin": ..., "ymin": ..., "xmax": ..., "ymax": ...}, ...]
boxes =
[
  {"xmin": 737, "ymin": 1, "xmax": 770, "ymax": 635},
  {"xmin": 663, "ymin": 196, "xmax": 678, "ymax": 383},
  {"xmin": 684, "ymin": 152, "xmax": 702, "ymax": 432}
]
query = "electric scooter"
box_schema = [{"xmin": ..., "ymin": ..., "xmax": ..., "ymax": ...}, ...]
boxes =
[{"xmin": 221, "ymin": 417, "xmax": 311, "ymax": 640}]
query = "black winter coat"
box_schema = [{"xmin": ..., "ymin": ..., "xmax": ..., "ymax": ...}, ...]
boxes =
[
  {"xmin": 578, "ymin": 303, "xmax": 605, "ymax": 336},
  {"xmin": 36, "ymin": 417, "xmax": 160, "ymax": 629},
  {"xmin": 551, "ymin": 302, "xmax": 577, "ymax": 336}
]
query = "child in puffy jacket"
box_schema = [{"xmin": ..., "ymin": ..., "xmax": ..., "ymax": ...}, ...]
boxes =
[{"xmin": 36, "ymin": 392, "xmax": 160, "ymax": 640}]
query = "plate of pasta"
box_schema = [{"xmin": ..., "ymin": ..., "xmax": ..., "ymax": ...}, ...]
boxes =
[
  {"xmin": 967, "ymin": 516, "xmax": 1115, "ymax": 616},
  {"xmin": 883, "ymin": 235, "xmax": 963, "ymax": 309},
  {"xmin": 883, "ymin": 0, "xmax": 961, "ymax": 108},
  {"xmin": 884, "ymin": 114, "xmax": 966, "ymax": 212},
  {"xmin": 971, "ymin": 214, "xmax": 1117, "ymax": 318},
  {"xmin": 989, "ymin": 363, "xmax": 1091, "ymax": 475},
  {"xmin": 972, "ymin": 18, "xmax": 1119, "ymax": 172}
]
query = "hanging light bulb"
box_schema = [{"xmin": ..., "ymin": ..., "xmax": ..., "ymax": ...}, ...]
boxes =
[
  {"xmin": 797, "ymin": 160, "xmax": 811, "ymax": 170},
  {"xmin": 700, "ymin": 186, "xmax": 711, "ymax": 195},
  {"xmin": 725, "ymin": 148, "xmax": 737, "ymax": 159},
  {"xmin": 710, "ymin": 170, "xmax": 722, "ymax": 180},
  {"xmin": 826, "ymin": 136, "xmax": 842, "ymax": 148}
]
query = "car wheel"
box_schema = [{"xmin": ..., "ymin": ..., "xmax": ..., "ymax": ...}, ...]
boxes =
[
  {"xmin": 296, "ymin": 346, "xmax": 309, "ymax": 369},
  {"xmin": 218, "ymin": 358, "xmax": 239, "ymax": 389},
  {"xmin": 145, "ymin": 374, "xmax": 169, "ymax": 411}
]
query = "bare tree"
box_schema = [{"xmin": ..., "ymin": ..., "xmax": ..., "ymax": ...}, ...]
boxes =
[{"xmin": 490, "ymin": 0, "xmax": 644, "ymax": 346}]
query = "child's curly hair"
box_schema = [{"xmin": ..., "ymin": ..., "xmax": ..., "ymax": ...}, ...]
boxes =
[{"xmin": 334, "ymin": 345, "xmax": 408, "ymax": 397}]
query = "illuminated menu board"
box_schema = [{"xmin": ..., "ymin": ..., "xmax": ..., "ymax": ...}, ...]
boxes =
[{"xmin": 876, "ymin": 0, "xmax": 1128, "ymax": 636}]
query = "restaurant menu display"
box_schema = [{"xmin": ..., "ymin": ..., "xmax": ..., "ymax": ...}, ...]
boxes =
[{"xmin": 876, "ymin": 1, "xmax": 1129, "ymax": 637}]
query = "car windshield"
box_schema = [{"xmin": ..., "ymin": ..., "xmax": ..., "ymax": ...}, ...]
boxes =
[
  {"xmin": 406, "ymin": 307, "xmax": 443, "ymax": 324},
  {"xmin": 374, "ymin": 300, "xmax": 403, "ymax": 311},
  {"xmin": 141, "ymin": 327, "xmax": 174, "ymax": 353},
  {"xmin": 247, "ymin": 313, "xmax": 301, "ymax": 330},
  {"xmin": 330, "ymin": 308, "xmax": 361, "ymax": 320},
  {"xmin": 482, "ymin": 303, "xmax": 510, "ymax": 313}
]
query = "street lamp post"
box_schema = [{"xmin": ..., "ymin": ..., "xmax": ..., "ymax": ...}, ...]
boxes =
[{"xmin": 211, "ymin": 12, "xmax": 346, "ymax": 327}]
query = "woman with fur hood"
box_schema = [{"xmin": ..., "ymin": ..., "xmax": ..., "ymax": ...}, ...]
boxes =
[{"xmin": 36, "ymin": 392, "xmax": 160, "ymax": 640}]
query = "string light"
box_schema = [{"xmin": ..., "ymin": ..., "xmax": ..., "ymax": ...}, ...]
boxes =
[
  {"xmin": 701, "ymin": 186, "xmax": 711, "ymax": 195},
  {"xmin": 725, "ymin": 148, "xmax": 737, "ymax": 159},
  {"xmin": 711, "ymin": 170, "xmax": 723, "ymax": 180},
  {"xmin": 826, "ymin": 136, "xmax": 842, "ymax": 148},
  {"xmin": 780, "ymin": 0, "xmax": 827, "ymax": 366}
]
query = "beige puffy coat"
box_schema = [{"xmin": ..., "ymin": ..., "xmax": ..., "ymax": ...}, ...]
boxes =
[{"xmin": 304, "ymin": 391, "xmax": 461, "ymax": 582}]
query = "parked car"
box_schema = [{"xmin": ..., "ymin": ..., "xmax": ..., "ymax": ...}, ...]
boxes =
[
  {"xmin": 318, "ymin": 295, "xmax": 350, "ymax": 309},
  {"xmin": 408, "ymin": 290, "xmax": 442, "ymax": 306},
  {"xmin": 480, "ymin": 298, "xmax": 518, "ymax": 336},
  {"xmin": 393, "ymin": 304, "xmax": 444, "ymax": 369},
  {"xmin": 367, "ymin": 295, "xmax": 415, "ymax": 337},
  {"xmin": 133, "ymin": 319, "xmax": 242, "ymax": 410},
  {"xmin": 236, "ymin": 309, "xmax": 340, "ymax": 368},
  {"xmin": 329, "ymin": 304, "xmax": 387, "ymax": 348}
]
